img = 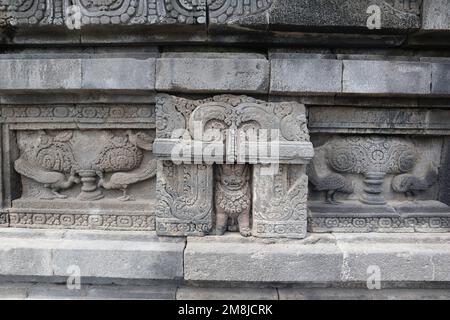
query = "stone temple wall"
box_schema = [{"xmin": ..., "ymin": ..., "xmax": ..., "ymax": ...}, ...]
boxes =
[{"xmin": 0, "ymin": 0, "xmax": 450, "ymax": 299}]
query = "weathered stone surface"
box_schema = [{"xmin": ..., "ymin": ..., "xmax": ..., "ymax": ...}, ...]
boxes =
[
  {"xmin": 0, "ymin": 58, "xmax": 156, "ymax": 92},
  {"xmin": 422, "ymin": 0, "xmax": 450, "ymax": 30},
  {"xmin": 184, "ymin": 234, "xmax": 343, "ymax": 282},
  {"xmin": 176, "ymin": 287, "xmax": 278, "ymax": 300},
  {"xmin": 0, "ymin": 59, "xmax": 82, "ymax": 91},
  {"xmin": 343, "ymin": 60, "xmax": 431, "ymax": 95},
  {"xmin": 185, "ymin": 233, "xmax": 450, "ymax": 283},
  {"xmin": 81, "ymin": 58, "xmax": 156, "ymax": 91},
  {"xmin": 0, "ymin": 229, "xmax": 185, "ymax": 280},
  {"xmin": 270, "ymin": 57, "xmax": 342, "ymax": 95},
  {"xmin": 431, "ymin": 63, "xmax": 450, "ymax": 95},
  {"xmin": 155, "ymin": 54, "xmax": 269, "ymax": 94}
]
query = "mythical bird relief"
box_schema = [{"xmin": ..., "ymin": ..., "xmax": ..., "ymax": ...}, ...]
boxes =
[
  {"xmin": 308, "ymin": 136, "xmax": 428, "ymax": 205},
  {"xmin": 14, "ymin": 129, "xmax": 157, "ymax": 201},
  {"xmin": 215, "ymin": 164, "xmax": 251, "ymax": 237},
  {"xmin": 308, "ymin": 135, "xmax": 450, "ymax": 233}
]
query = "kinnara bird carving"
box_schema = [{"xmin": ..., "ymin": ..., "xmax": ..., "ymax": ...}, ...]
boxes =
[
  {"xmin": 98, "ymin": 160, "xmax": 157, "ymax": 201},
  {"xmin": 392, "ymin": 164, "xmax": 439, "ymax": 199},
  {"xmin": 307, "ymin": 162, "xmax": 354, "ymax": 205},
  {"xmin": 14, "ymin": 158, "xmax": 80, "ymax": 200}
]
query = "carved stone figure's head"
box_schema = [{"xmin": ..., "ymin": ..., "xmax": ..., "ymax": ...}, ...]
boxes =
[{"xmin": 217, "ymin": 164, "xmax": 249, "ymax": 191}]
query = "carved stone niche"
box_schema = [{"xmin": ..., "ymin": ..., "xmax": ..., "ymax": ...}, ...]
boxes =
[
  {"xmin": 154, "ymin": 94, "xmax": 314, "ymax": 238},
  {"xmin": 10, "ymin": 129, "xmax": 157, "ymax": 231},
  {"xmin": 307, "ymin": 135, "xmax": 450, "ymax": 233}
]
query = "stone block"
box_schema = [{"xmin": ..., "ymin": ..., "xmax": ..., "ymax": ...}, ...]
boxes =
[
  {"xmin": 270, "ymin": 58, "xmax": 342, "ymax": 95},
  {"xmin": 81, "ymin": 58, "xmax": 156, "ymax": 91},
  {"xmin": 155, "ymin": 54, "xmax": 269, "ymax": 93},
  {"xmin": 422, "ymin": 0, "xmax": 450, "ymax": 30},
  {"xmin": 343, "ymin": 60, "xmax": 431, "ymax": 95},
  {"xmin": 0, "ymin": 229, "xmax": 185, "ymax": 280},
  {"xmin": 0, "ymin": 59, "xmax": 82, "ymax": 91},
  {"xmin": 333, "ymin": 233, "xmax": 450, "ymax": 282},
  {"xmin": 431, "ymin": 63, "xmax": 450, "ymax": 95},
  {"xmin": 184, "ymin": 234, "xmax": 343, "ymax": 282},
  {"xmin": 185, "ymin": 233, "xmax": 450, "ymax": 283}
]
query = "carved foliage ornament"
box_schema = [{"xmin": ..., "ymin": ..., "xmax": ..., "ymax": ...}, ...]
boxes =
[{"xmin": 327, "ymin": 136, "xmax": 416, "ymax": 175}]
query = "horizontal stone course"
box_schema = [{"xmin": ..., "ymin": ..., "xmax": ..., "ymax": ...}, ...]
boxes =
[{"xmin": 0, "ymin": 55, "xmax": 449, "ymax": 97}]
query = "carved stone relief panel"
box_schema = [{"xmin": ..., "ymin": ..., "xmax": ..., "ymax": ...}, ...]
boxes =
[
  {"xmin": 308, "ymin": 135, "xmax": 450, "ymax": 233},
  {"xmin": 156, "ymin": 161, "xmax": 213, "ymax": 236},
  {"xmin": 0, "ymin": 0, "xmax": 207, "ymax": 26},
  {"xmin": 253, "ymin": 164, "xmax": 308, "ymax": 239},
  {"xmin": 11, "ymin": 129, "xmax": 157, "ymax": 230},
  {"xmin": 154, "ymin": 94, "xmax": 313, "ymax": 239}
]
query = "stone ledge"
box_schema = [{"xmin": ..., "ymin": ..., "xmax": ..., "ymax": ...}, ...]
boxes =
[
  {"xmin": 184, "ymin": 233, "xmax": 450, "ymax": 283},
  {"xmin": 0, "ymin": 229, "xmax": 185, "ymax": 280},
  {"xmin": 2, "ymin": 55, "xmax": 450, "ymax": 97}
]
